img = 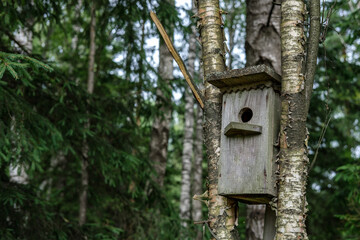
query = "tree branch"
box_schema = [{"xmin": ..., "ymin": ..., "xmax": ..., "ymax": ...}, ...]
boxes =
[
  {"xmin": 0, "ymin": 28, "xmax": 31, "ymax": 55},
  {"xmin": 150, "ymin": 11, "xmax": 205, "ymax": 109},
  {"xmin": 305, "ymin": 0, "xmax": 321, "ymax": 114}
]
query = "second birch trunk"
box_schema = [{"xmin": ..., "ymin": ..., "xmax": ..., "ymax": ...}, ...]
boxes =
[
  {"xmin": 276, "ymin": 1, "xmax": 309, "ymax": 239},
  {"xmin": 179, "ymin": 21, "xmax": 196, "ymax": 231},
  {"xmin": 197, "ymin": 0, "xmax": 239, "ymax": 239}
]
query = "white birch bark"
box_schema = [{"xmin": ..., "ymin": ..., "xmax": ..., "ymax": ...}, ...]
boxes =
[
  {"xmin": 179, "ymin": 24, "xmax": 196, "ymax": 232},
  {"xmin": 198, "ymin": 0, "xmax": 239, "ymax": 238},
  {"xmin": 276, "ymin": 1, "xmax": 309, "ymax": 239}
]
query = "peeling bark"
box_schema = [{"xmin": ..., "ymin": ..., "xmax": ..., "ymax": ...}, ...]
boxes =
[
  {"xmin": 276, "ymin": 1, "xmax": 309, "ymax": 239},
  {"xmin": 197, "ymin": 0, "xmax": 239, "ymax": 239},
  {"xmin": 79, "ymin": 0, "xmax": 96, "ymax": 226},
  {"xmin": 244, "ymin": 1, "xmax": 281, "ymax": 238},
  {"xmin": 149, "ymin": 0, "xmax": 174, "ymax": 188}
]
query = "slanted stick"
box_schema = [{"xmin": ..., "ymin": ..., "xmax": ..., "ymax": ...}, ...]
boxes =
[{"xmin": 150, "ymin": 11, "xmax": 204, "ymax": 109}]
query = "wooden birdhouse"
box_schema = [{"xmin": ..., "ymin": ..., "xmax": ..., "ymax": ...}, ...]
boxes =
[{"xmin": 208, "ymin": 65, "xmax": 281, "ymax": 204}]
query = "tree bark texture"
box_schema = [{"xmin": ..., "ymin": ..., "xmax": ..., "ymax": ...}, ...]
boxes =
[
  {"xmin": 304, "ymin": 0, "xmax": 320, "ymax": 114},
  {"xmin": 246, "ymin": 205, "xmax": 265, "ymax": 240},
  {"xmin": 192, "ymin": 103, "xmax": 204, "ymax": 240},
  {"xmin": 197, "ymin": 0, "xmax": 239, "ymax": 239},
  {"xmin": 179, "ymin": 22, "xmax": 196, "ymax": 230},
  {"xmin": 276, "ymin": 1, "xmax": 309, "ymax": 239},
  {"xmin": 79, "ymin": 1, "xmax": 96, "ymax": 226},
  {"xmin": 149, "ymin": 0, "xmax": 174, "ymax": 188},
  {"xmin": 244, "ymin": 1, "xmax": 281, "ymax": 239},
  {"xmin": 245, "ymin": 0, "xmax": 281, "ymax": 75}
]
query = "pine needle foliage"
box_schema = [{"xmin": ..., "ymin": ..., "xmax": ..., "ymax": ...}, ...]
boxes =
[{"xmin": 0, "ymin": 51, "xmax": 53, "ymax": 84}]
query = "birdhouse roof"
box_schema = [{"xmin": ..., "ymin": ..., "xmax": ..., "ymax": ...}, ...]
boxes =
[{"xmin": 207, "ymin": 65, "xmax": 281, "ymax": 91}]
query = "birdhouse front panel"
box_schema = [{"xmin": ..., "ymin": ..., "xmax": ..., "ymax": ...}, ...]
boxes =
[{"xmin": 218, "ymin": 88, "xmax": 280, "ymax": 204}]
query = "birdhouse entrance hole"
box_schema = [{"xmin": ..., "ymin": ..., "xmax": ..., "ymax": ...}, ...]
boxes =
[{"xmin": 239, "ymin": 107, "xmax": 253, "ymax": 123}]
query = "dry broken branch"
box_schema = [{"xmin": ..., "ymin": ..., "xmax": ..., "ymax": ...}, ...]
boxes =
[{"xmin": 150, "ymin": 11, "xmax": 205, "ymax": 109}]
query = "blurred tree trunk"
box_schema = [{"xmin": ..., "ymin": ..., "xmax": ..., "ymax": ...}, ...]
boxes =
[
  {"xmin": 244, "ymin": 1, "xmax": 281, "ymax": 239},
  {"xmin": 275, "ymin": 0, "xmax": 309, "ymax": 239},
  {"xmin": 149, "ymin": 0, "xmax": 174, "ymax": 188},
  {"xmin": 197, "ymin": 0, "xmax": 239, "ymax": 239},
  {"xmin": 245, "ymin": 0, "xmax": 281, "ymax": 74},
  {"xmin": 9, "ymin": 7, "xmax": 34, "ymax": 184},
  {"xmin": 70, "ymin": 0, "xmax": 82, "ymax": 84},
  {"xmin": 71, "ymin": 0, "xmax": 83, "ymax": 52},
  {"xmin": 179, "ymin": 8, "xmax": 196, "ymax": 231},
  {"xmin": 246, "ymin": 205, "xmax": 265, "ymax": 240},
  {"xmin": 223, "ymin": 0, "xmax": 240, "ymax": 70},
  {"xmin": 192, "ymin": 101, "xmax": 204, "ymax": 240},
  {"xmin": 79, "ymin": 0, "xmax": 96, "ymax": 226}
]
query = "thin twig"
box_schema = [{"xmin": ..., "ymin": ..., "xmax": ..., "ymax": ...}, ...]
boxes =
[
  {"xmin": 309, "ymin": 112, "xmax": 332, "ymax": 171},
  {"xmin": 150, "ymin": 11, "xmax": 205, "ymax": 109},
  {"xmin": 194, "ymin": 220, "xmax": 210, "ymax": 224},
  {"xmin": 0, "ymin": 28, "xmax": 31, "ymax": 55},
  {"xmin": 267, "ymin": 2, "xmax": 281, "ymax": 27},
  {"xmin": 320, "ymin": 1, "xmax": 337, "ymax": 43},
  {"xmin": 206, "ymin": 222, "xmax": 220, "ymax": 240}
]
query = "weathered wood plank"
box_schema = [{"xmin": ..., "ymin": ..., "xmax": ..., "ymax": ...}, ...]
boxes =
[
  {"xmin": 208, "ymin": 64, "xmax": 281, "ymax": 89},
  {"xmin": 224, "ymin": 122, "xmax": 262, "ymax": 137}
]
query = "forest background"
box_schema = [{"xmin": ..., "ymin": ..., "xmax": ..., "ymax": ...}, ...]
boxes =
[{"xmin": 0, "ymin": 0, "xmax": 359, "ymax": 239}]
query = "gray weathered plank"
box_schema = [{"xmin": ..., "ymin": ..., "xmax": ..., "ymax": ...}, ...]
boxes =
[
  {"xmin": 207, "ymin": 64, "xmax": 281, "ymax": 89},
  {"xmin": 224, "ymin": 122, "xmax": 262, "ymax": 137}
]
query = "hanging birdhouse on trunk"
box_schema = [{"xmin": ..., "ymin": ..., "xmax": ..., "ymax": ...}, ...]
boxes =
[{"xmin": 208, "ymin": 64, "xmax": 281, "ymax": 204}]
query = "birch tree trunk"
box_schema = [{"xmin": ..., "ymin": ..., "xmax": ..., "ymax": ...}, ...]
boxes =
[
  {"xmin": 79, "ymin": 0, "xmax": 96, "ymax": 226},
  {"xmin": 244, "ymin": 1, "xmax": 281, "ymax": 239},
  {"xmin": 179, "ymin": 85, "xmax": 194, "ymax": 230},
  {"xmin": 197, "ymin": 0, "xmax": 239, "ymax": 239},
  {"xmin": 9, "ymin": 9, "xmax": 34, "ymax": 184},
  {"xmin": 179, "ymin": 9, "xmax": 196, "ymax": 231},
  {"xmin": 192, "ymin": 103, "xmax": 204, "ymax": 240},
  {"xmin": 276, "ymin": 1, "xmax": 309, "ymax": 239},
  {"xmin": 223, "ymin": 0, "xmax": 240, "ymax": 70},
  {"xmin": 149, "ymin": 0, "xmax": 174, "ymax": 188}
]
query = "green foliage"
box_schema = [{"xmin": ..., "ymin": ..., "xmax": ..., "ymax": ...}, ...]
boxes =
[
  {"xmin": 0, "ymin": 0, "xmax": 359, "ymax": 239},
  {"xmin": 0, "ymin": 0, "xmax": 191, "ymax": 238},
  {"xmin": 306, "ymin": 0, "xmax": 360, "ymax": 239},
  {"xmin": 336, "ymin": 164, "xmax": 360, "ymax": 239}
]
